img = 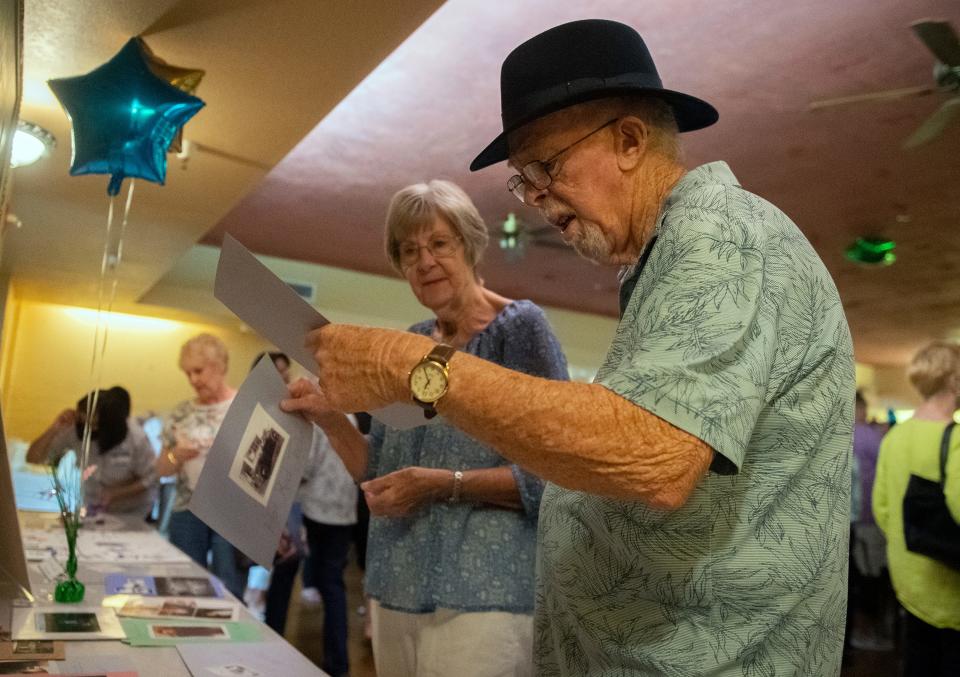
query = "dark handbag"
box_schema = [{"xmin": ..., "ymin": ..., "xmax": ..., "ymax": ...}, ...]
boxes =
[{"xmin": 902, "ymin": 421, "xmax": 960, "ymax": 570}]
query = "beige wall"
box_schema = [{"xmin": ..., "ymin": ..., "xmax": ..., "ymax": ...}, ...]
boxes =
[{"xmin": 0, "ymin": 297, "xmax": 277, "ymax": 441}]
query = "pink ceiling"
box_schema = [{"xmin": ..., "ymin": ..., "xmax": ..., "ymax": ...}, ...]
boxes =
[{"xmin": 205, "ymin": 0, "xmax": 960, "ymax": 366}]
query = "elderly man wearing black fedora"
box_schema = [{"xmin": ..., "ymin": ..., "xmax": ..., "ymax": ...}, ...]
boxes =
[{"xmin": 287, "ymin": 19, "xmax": 854, "ymax": 676}]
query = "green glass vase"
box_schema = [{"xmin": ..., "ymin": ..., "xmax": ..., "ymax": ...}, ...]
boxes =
[{"xmin": 54, "ymin": 531, "xmax": 85, "ymax": 603}]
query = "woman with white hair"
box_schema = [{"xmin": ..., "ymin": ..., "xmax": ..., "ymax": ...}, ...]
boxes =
[
  {"xmin": 156, "ymin": 333, "xmax": 244, "ymax": 598},
  {"xmin": 284, "ymin": 180, "xmax": 568, "ymax": 677},
  {"xmin": 873, "ymin": 340, "xmax": 960, "ymax": 675}
]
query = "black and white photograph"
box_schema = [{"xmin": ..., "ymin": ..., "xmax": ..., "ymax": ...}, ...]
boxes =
[
  {"xmin": 37, "ymin": 613, "xmax": 99, "ymax": 634},
  {"xmin": 228, "ymin": 403, "xmax": 289, "ymax": 507},
  {"xmin": 11, "ymin": 641, "xmax": 54, "ymax": 655},
  {"xmin": 153, "ymin": 576, "xmax": 219, "ymax": 598}
]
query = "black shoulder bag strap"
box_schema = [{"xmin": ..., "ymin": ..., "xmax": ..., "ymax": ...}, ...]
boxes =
[{"xmin": 939, "ymin": 421, "xmax": 957, "ymax": 488}]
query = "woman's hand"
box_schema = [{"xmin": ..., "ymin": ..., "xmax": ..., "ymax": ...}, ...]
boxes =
[
  {"xmin": 280, "ymin": 378, "xmax": 339, "ymax": 426},
  {"xmin": 360, "ymin": 467, "xmax": 450, "ymax": 517},
  {"xmin": 307, "ymin": 325, "xmax": 433, "ymax": 413},
  {"xmin": 169, "ymin": 443, "xmax": 201, "ymax": 465}
]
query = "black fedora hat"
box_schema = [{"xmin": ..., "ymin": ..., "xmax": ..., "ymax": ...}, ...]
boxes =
[{"xmin": 470, "ymin": 19, "xmax": 718, "ymax": 171}]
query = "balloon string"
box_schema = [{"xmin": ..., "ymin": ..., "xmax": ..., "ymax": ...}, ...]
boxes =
[{"xmin": 79, "ymin": 180, "xmax": 135, "ymax": 499}]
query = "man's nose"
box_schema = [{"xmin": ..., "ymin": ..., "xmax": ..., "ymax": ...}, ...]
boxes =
[{"xmin": 525, "ymin": 182, "xmax": 548, "ymax": 207}]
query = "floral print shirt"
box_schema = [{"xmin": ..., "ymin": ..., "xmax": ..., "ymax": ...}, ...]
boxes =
[{"xmin": 535, "ymin": 163, "xmax": 855, "ymax": 676}]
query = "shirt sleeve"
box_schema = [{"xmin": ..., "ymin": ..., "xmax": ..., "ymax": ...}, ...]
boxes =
[
  {"xmin": 501, "ymin": 302, "xmax": 569, "ymax": 516},
  {"xmin": 596, "ymin": 198, "xmax": 776, "ymax": 474}
]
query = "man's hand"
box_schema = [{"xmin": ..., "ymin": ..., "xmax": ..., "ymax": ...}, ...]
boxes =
[
  {"xmin": 307, "ymin": 324, "xmax": 432, "ymax": 413},
  {"xmin": 361, "ymin": 467, "xmax": 449, "ymax": 517}
]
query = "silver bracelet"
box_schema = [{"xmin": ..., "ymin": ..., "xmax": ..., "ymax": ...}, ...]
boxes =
[{"xmin": 448, "ymin": 470, "xmax": 463, "ymax": 503}]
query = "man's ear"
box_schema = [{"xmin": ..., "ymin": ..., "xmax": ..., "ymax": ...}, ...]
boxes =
[{"xmin": 614, "ymin": 116, "xmax": 649, "ymax": 171}]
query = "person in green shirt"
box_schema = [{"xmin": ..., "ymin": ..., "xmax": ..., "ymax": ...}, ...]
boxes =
[{"xmin": 873, "ymin": 340, "xmax": 960, "ymax": 675}]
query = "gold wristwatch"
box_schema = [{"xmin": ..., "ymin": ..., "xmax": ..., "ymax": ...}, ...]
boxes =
[{"xmin": 408, "ymin": 343, "xmax": 456, "ymax": 419}]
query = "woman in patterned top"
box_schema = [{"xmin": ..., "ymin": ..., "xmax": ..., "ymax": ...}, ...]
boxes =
[
  {"xmin": 155, "ymin": 333, "xmax": 245, "ymax": 599},
  {"xmin": 283, "ymin": 180, "xmax": 568, "ymax": 677}
]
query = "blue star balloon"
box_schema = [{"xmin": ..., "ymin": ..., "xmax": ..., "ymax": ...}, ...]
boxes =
[{"xmin": 48, "ymin": 38, "xmax": 205, "ymax": 196}]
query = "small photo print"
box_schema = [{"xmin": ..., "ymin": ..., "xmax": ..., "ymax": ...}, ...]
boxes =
[
  {"xmin": 107, "ymin": 575, "xmax": 154, "ymax": 595},
  {"xmin": 228, "ymin": 403, "xmax": 289, "ymax": 506},
  {"xmin": 154, "ymin": 576, "xmax": 218, "ymax": 598},
  {"xmin": 195, "ymin": 607, "xmax": 233, "ymax": 620},
  {"xmin": 0, "ymin": 663, "xmax": 50, "ymax": 674},
  {"xmin": 37, "ymin": 613, "xmax": 100, "ymax": 633},
  {"xmin": 118, "ymin": 601, "xmax": 162, "ymax": 618},
  {"xmin": 159, "ymin": 600, "xmax": 196, "ymax": 617},
  {"xmin": 147, "ymin": 624, "xmax": 228, "ymax": 640},
  {"xmin": 12, "ymin": 641, "xmax": 54, "ymax": 655}
]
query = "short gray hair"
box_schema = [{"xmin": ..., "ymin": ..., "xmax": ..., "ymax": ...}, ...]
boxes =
[
  {"xmin": 180, "ymin": 333, "xmax": 229, "ymax": 372},
  {"xmin": 384, "ymin": 180, "xmax": 489, "ymax": 274},
  {"xmin": 907, "ymin": 340, "xmax": 960, "ymax": 399}
]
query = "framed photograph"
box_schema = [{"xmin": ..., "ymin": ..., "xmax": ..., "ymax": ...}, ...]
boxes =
[
  {"xmin": 147, "ymin": 624, "xmax": 228, "ymax": 640},
  {"xmin": 228, "ymin": 404, "xmax": 289, "ymax": 506},
  {"xmin": 11, "ymin": 607, "xmax": 125, "ymax": 641},
  {"xmin": 37, "ymin": 613, "xmax": 99, "ymax": 634}
]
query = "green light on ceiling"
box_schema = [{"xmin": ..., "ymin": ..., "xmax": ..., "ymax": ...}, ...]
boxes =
[
  {"xmin": 845, "ymin": 237, "xmax": 896, "ymax": 266},
  {"xmin": 500, "ymin": 213, "xmax": 520, "ymax": 250}
]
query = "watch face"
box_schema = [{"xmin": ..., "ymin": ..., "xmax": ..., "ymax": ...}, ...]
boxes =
[{"xmin": 410, "ymin": 361, "xmax": 448, "ymax": 402}]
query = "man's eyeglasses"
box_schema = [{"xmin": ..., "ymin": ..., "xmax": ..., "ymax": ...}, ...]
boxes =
[
  {"xmin": 398, "ymin": 234, "xmax": 462, "ymax": 269},
  {"xmin": 507, "ymin": 118, "xmax": 618, "ymax": 203}
]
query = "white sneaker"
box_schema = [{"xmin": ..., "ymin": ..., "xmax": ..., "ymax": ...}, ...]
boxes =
[{"xmin": 301, "ymin": 587, "xmax": 321, "ymax": 605}]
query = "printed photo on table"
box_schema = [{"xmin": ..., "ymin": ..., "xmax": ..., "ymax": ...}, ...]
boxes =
[
  {"xmin": 227, "ymin": 403, "xmax": 289, "ymax": 506},
  {"xmin": 159, "ymin": 600, "xmax": 196, "ymax": 617},
  {"xmin": 147, "ymin": 623, "xmax": 228, "ymax": 639},
  {"xmin": 12, "ymin": 640, "xmax": 54, "ymax": 655},
  {"xmin": 37, "ymin": 613, "xmax": 100, "ymax": 633},
  {"xmin": 154, "ymin": 576, "xmax": 218, "ymax": 597}
]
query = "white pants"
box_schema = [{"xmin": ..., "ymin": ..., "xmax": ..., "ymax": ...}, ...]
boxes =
[{"xmin": 370, "ymin": 599, "xmax": 533, "ymax": 677}]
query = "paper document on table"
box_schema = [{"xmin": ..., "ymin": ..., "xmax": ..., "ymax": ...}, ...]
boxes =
[
  {"xmin": 178, "ymin": 641, "xmax": 324, "ymax": 676},
  {"xmin": 77, "ymin": 530, "xmax": 191, "ymax": 564},
  {"xmin": 214, "ymin": 234, "xmax": 435, "ymax": 430}
]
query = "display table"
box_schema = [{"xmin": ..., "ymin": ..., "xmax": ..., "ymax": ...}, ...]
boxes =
[{"xmin": 6, "ymin": 509, "xmax": 326, "ymax": 676}]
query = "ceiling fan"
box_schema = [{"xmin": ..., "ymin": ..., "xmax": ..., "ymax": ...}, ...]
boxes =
[
  {"xmin": 808, "ymin": 19, "xmax": 960, "ymax": 149},
  {"xmin": 496, "ymin": 213, "xmax": 569, "ymax": 262}
]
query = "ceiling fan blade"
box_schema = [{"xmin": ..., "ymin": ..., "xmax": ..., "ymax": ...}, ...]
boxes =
[
  {"xmin": 808, "ymin": 84, "xmax": 936, "ymax": 110},
  {"xmin": 911, "ymin": 20, "xmax": 960, "ymax": 68},
  {"xmin": 902, "ymin": 97, "xmax": 960, "ymax": 149}
]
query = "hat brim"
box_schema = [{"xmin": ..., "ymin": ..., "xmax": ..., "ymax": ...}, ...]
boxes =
[{"xmin": 469, "ymin": 87, "xmax": 718, "ymax": 172}]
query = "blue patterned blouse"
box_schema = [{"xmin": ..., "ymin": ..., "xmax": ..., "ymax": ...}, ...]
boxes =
[{"xmin": 365, "ymin": 300, "xmax": 569, "ymax": 613}]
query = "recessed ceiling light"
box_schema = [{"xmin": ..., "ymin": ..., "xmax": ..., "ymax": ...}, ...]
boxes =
[{"xmin": 10, "ymin": 121, "xmax": 56, "ymax": 168}]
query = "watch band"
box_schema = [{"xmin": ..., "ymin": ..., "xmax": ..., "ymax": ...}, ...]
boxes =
[{"xmin": 412, "ymin": 343, "xmax": 457, "ymax": 418}]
